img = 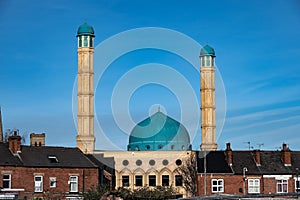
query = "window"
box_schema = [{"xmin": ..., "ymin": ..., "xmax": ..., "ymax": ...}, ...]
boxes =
[
  {"xmin": 277, "ymin": 179, "xmax": 288, "ymax": 193},
  {"xmin": 212, "ymin": 179, "xmax": 224, "ymax": 193},
  {"xmin": 162, "ymin": 159, "xmax": 169, "ymax": 166},
  {"xmin": 149, "ymin": 175, "xmax": 156, "ymax": 186},
  {"xmin": 69, "ymin": 176, "xmax": 78, "ymax": 192},
  {"xmin": 162, "ymin": 175, "xmax": 169, "ymax": 186},
  {"xmin": 34, "ymin": 176, "xmax": 43, "ymax": 192},
  {"xmin": 206, "ymin": 57, "xmax": 210, "ymax": 66},
  {"xmin": 48, "ymin": 156, "xmax": 58, "ymax": 163},
  {"xmin": 135, "ymin": 175, "xmax": 143, "ymax": 187},
  {"xmin": 89, "ymin": 37, "xmax": 93, "ymax": 47},
  {"xmin": 149, "ymin": 160, "xmax": 155, "ymax": 166},
  {"xmin": 50, "ymin": 177, "xmax": 56, "ymax": 188},
  {"xmin": 78, "ymin": 37, "xmax": 82, "ymax": 47},
  {"xmin": 295, "ymin": 178, "xmax": 300, "ymax": 192},
  {"xmin": 2, "ymin": 174, "xmax": 11, "ymax": 189},
  {"xmin": 248, "ymin": 179, "xmax": 260, "ymax": 193},
  {"xmin": 122, "ymin": 175, "xmax": 129, "ymax": 187},
  {"xmin": 122, "ymin": 160, "xmax": 129, "ymax": 166},
  {"xmin": 175, "ymin": 159, "xmax": 182, "ymax": 166},
  {"xmin": 84, "ymin": 36, "xmax": 88, "ymax": 47},
  {"xmin": 175, "ymin": 175, "xmax": 182, "ymax": 186},
  {"xmin": 136, "ymin": 160, "xmax": 142, "ymax": 166},
  {"xmin": 201, "ymin": 57, "xmax": 205, "ymax": 66}
]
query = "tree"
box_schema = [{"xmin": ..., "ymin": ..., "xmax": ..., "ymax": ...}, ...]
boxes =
[
  {"xmin": 115, "ymin": 186, "xmax": 178, "ymax": 200},
  {"xmin": 175, "ymin": 152, "xmax": 197, "ymax": 197},
  {"xmin": 83, "ymin": 184, "xmax": 110, "ymax": 200}
]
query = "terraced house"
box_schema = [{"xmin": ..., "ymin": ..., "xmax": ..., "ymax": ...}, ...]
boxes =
[
  {"xmin": 0, "ymin": 132, "xmax": 99, "ymax": 199},
  {"xmin": 197, "ymin": 143, "xmax": 300, "ymax": 196}
]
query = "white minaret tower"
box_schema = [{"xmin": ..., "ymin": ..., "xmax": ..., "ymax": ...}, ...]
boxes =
[
  {"xmin": 200, "ymin": 44, "xmax": 218, "ymax": 151},
  {"xmin": 76, "ymin": 22, "xmax": 95, "ymax": 154}
]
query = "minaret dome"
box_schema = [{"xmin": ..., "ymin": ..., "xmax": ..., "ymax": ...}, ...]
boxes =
[{"xmin": 76, "ymin": 22, "xmax": 95, "ymax": 48}]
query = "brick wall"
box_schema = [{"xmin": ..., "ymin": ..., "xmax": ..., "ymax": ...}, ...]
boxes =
[
  {"xmin": 0, "ymin": 166, "xmax": 98, "ymax": 199},
  {"xmin": 197, "ymin": 174, "xmax": 297, "ymax": 196}
]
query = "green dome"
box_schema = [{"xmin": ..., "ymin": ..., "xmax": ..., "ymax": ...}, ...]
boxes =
[
  {"xmin": 128, "ymin": 111, "xmax": 191, "ymax": 151},
  {"xmin": 200, "ymin": 44, "xmax": 215, "ymax": 57},
  {"xmin": 77, "ymin": 22, "xmax": 95, "ymax": 37}
]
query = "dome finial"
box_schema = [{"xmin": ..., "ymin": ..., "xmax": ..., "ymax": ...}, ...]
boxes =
[{"xmin": 158, "ymin": 105, "xmax": 160, "ymax": 112}]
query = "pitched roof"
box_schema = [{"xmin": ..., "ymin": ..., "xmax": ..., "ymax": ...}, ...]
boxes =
[
  {"xmin": 231, "ymin": 151, "xmax": 260, "ymax": 174},
  {"xmin": 258, "ymin": 151, "xmax": 293, "ymax": 174},
  {"xmin": 0, "ymin": 143, "xmax": 97, "ymax": 168},
  {"xmin": 20, "ymin": 146, "xmax": 97, "ymax": 168},
  {"xmin": 0, "ymin": 143, "xmax": 23, "ymax": 166},
  {"xmin": 197, "ymin": 151, "xmax": 233, "ymax": 173},
  {"xmin": 197, "ymin": 150, "xmax": 300, "ymax": 175}
]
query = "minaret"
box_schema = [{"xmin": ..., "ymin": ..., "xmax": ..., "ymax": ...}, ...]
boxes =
[
  {"xmin": 76, "ymin": 22, "xmax": 95, "ymax": 154},
  {"xmin": 200, "ymin": 44, "xmax": 218, "ymax": 151},
  {"xmin": 0, "ymin": 107, "xmax": 3, "ymax": 142}
]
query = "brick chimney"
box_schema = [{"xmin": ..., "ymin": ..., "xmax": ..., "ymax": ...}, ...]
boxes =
[
  {"xmin": 254, "ymin": 149, "xmax": 261, "ymax": 166},
  {"xmin": 8, "ymin": 130, "xmax": 21, "ymax": 154},
  {"xmin": 282, "ymin": 143, "xmax": 291, "ymax": 166},
  {"xmin": 225, "ymin": 142, "xmax": 233, "ymax": 166}
]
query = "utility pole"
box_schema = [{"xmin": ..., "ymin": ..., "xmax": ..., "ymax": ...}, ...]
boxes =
[
  {"xmin": 204, "ymin": 151, "xmax": 207, "ymax": 195},
  {"xmin": 243, "ymin": 167, "xmax": 248, "ymax": 195}
]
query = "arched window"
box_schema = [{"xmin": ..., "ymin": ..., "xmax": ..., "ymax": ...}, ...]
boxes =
[
  {"xmin": 84, "ymin": 36, "xmax": 88, "ymax": 47},
  {"xmin": 206, "ymin": 57, "xmax": 210, "ymax": 66}
]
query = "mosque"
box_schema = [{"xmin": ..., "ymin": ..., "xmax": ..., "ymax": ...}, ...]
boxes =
[{"xmin": 75, "ymin": 22, "xmax": 217, "ymax": 197}]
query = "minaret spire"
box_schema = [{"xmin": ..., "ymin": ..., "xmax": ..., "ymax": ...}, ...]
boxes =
[
  {"xmin": 0, "ymin": 106, "xmax": 3, "ymax": 142},
  {"xmin": 76, "ymin": 22, "xmax": 96, "ymax": 154},
  {"xmin": 200, "ymin": 44, "xmax": 218, "ymax": 151}
]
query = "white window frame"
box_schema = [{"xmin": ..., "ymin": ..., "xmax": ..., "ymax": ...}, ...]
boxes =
[
  {"xmin": 212, "ymin": 179, "xmax": 224, "ymax": 193},
  {"xmin": 277, "ymin": 179, "xmax": 288, "ymax": 193},
  {"xmin": 34, "ymin": 176, "xmax": 43, "ymax": 193},
  {"xmin": 69, "ymin": 176, "xmax": 78, "ymax": 193},
  {"xmin": 248, "ymin": 178, "xmax": 260, "ymax": 193},
  {"xmin": 50, "ymin": 177, "xmax": 56, "ymax": 188},
  {"xmin": 295, "ymin": 178, "xmax": 300, "ymax": 192},
  {"xmin": 2, "ymin": 174, "xmax": 11, "ymax": 189}
]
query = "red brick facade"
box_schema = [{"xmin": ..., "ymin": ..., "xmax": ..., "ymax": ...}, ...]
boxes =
[
  {"xmin": 197, "ymin": 174, "xmax": 298, "ymax": 196},
  {"xmin": 0, "ymin": 166, "xmax": 98, "ymax": 199}
]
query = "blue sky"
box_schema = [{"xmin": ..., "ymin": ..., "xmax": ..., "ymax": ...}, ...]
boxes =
[{"xmin": 0, "ymin": 0, "xmax": 300, "ymax": 150}]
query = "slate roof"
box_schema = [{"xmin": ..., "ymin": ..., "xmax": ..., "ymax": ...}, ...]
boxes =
[
  {"xmin": 197, "ymin": 150, "xmax": 300, "ymax": 175},
  {"xmin": 197, "ymin": 151, "xmax": 233, "ymax": 173},
  {"xmin": 0, "ymin": 143, "xmax": 22, "ymax": 166},
  {"xmin": 232, "ymin": 151, "xmax": 260, "ymax": 174},
  {"xmin": 0, "ymin": 143, "xmax": 97, "ymax": 168}
]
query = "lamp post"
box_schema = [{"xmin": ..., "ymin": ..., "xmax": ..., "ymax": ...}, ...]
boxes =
[
  {"xmin": 204, "ymin": 151, "xmax": 207, "ymax": 195},
  {"xmin": 296, "ymin": 168, "xmax": 299, "ymax": 193},
  {"xmin": 243, "ymin": 167, "xmax": 248, "ymax": 195}
]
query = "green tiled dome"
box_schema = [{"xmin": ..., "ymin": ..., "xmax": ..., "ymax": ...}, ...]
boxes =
[
  {"xmin": 200, "ymin": 44, "xmax": 215, "ymax": 57},
  {"xmin": 77, "ymin": 22, "xmax": 95, "ymax": 37},
  {"xmin": 128, "ymin": 111, "xmax": 191, "ymax": 151}
]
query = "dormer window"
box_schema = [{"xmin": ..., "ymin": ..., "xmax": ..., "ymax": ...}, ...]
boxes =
[{"xmin": 48, "ymin": 155, "xmax": 58, "ymax": 163}]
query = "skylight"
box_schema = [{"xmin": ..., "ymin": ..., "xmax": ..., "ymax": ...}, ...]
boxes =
[{"xmin": 48, "ymin": 155, "xmax": 58, "ymax": 163}]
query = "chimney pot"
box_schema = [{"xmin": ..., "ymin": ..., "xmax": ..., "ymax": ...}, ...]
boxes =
[
  {"xmin": 254, "ymin": 149, "xmax": 261, "ymax": 166},
  {"xmin": 282, "ymin": 143, "xmax": 291, "ymax": 166},
  {"xmin": 225, "ymin": 142, "xmax": 233, "ymax": 166},
  {"xmin": 8, "ymin": 133, "xmax": 21, "ymax": 154}
]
